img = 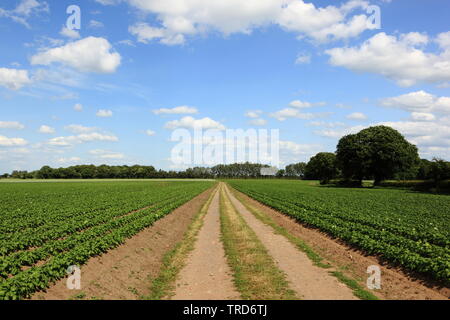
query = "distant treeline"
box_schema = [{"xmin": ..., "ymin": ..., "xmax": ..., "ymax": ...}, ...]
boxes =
[
  {"xmin": 2, "ymin": 126, "xmax": 450, "ymax": 184},
  {"xmin": 1, "ymin": 163, "xmax": 275, "ymax": 180}
]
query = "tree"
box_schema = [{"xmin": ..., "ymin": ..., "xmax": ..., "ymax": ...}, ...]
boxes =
[
  {"xmin": 336, "ymin": 125, "xmax": 419, "ymax": 186},
  {"xmin": 417, "ymin": 159, "xmax": 432, "ymax": 180},
  {"xmin": 305, "ymin": 152, "xmax": 338, "ymax": 184},
  {"xmin": 430, "ymin": 158, "xmax": 450, "ymax": 184},
  {"xmin": 285, "ymin": 162, "xmax": 307, "ymax": 178}
]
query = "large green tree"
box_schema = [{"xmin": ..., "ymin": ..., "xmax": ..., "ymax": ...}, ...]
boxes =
[
  {"xmin": 305, "ymin": 152, "xmax": 338, "ymax": 184},
  {"xmin": 336, "ymin": 125, "xmax": 419, "ymax": 185}
]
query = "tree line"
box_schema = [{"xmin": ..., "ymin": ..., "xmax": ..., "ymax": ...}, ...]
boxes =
[
  {"xmin": 1, "ymin": 163, "xmax": 273, "ymax": 180},
  {"xmin": 2, "ymin": 125, "xmax": 449, "ymax": 185}
]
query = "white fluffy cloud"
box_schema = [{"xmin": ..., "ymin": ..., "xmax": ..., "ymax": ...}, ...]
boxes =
[
  {"xmin": 38, "ymin": 125, "xmax": 55, "ymax": 134},
  {"xmin": 31, "ymin": 37, "xmax": 121, "ymax": 73},
  {"xmin": 270, "ymin": 108, "xmax": 331, "ymax": 121},
  {"xmin": 121, "ymin": 0, "xmax": 376, "ymax": 45},
  {"xmin": 346, "ymin": 112, "xmax": 367, "ymax": 120},
  {"xmin": 145, "ymin": 129, "xmax": 156, "ymax": 136},
  {"xmin": 326, "ymin": 32, "xmax": 450, "ymax": 86},
  {"xmin": 73, "ymin": 103, "xmax": 83, "ymax": 112},
  {"xmin": 165, "ymin": 116, "xmax": 226, "ymax": 130},
  {"xmin": 48, "ymin": 132, "xmax": 118, "ymax": 147},
  {"xmin": 380, "ymin": 91, "xmax": 450, "ymax": 114},
  {"xmin": 59, "ymin": 26, "xmax": 80, "ymax": 39},
  {"xmin": 153, "ymin": 106, "xmax": 198, "ymax": 115},
  {"xmin": 96, "ymin": 109, "xmax": 113, "ymax": 117},
  {"xmin": 0, "ymin": 68, "xmax": 31, "ymax": 90},
  {"xmin": 0, "ymin": 121, "xmax": 25, "ymax": 129},
  {"xmin": 0, "ymin": 135, "xmax": 28, "ymax": 146}
]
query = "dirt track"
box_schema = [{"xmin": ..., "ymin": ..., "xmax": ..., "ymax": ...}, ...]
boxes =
[{"xmin": 172, "ymin": 190, "xmax": 240, "ymax": 300}]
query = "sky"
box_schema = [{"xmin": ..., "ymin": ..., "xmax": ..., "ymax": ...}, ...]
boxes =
[{"xmin": 0, "ymin": 0, "xmax": 449, "ymax": 173}]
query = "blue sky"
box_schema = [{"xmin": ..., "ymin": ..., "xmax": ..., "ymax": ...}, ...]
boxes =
[{"xmin": 0, "ymin": 0, "xmax": 449, "ymax": 172}]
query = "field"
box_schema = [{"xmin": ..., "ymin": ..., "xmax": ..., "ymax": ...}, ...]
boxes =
[
  {"xmin": 0, "ymin": 180, "xmax": 214, "ymax": 300},
  {"xmin": 227, "ymin": 180, "xmax": 450, "ymax": 283},
  {"xmin": 0, "ymin": 179, "xmax": 448, "ymax": 301}
]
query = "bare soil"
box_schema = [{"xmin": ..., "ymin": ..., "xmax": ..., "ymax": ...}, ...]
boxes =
[
  {"xmin": 224, "ymin": 185, "xmax": 357, "ymax": 300},
  {"xmin": 30, "ymin": 188, "xmax": 213, "ymax": 300},
  {"xmin": 230, "ymin": 186, "xmax": 449, "ymax": 300},
  {"xmin": 172, "ymin": 190, "xmax": 240, "ymax": 300}
]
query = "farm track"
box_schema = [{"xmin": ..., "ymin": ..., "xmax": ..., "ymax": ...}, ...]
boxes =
[{"xmin": 172, "ymin": 189, "xmax": 240, "ymax": 300}]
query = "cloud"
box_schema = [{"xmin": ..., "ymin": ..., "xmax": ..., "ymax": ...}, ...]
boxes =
[
  {"xmin": 89, "ymin": 20, "xmax": 104, "ymax": 28},
  {"xmin": 313, "ymin": 125, "xmax": 366, "ymax": 138},
  {"xmin": 0, "ymin": 0, "xmax": 49, "ymax": 28},
  {"xmin": 295, "ymin": 53, "xmax": 311, "ymax": 64},
  {"xmin": 48, "ymin": 132, "xmax": 118, "ymax": 147},
  {"xmin": 411, "ymin": 112, "xmax": 436, "ymax": 121},
  {"xmin": 129, "ymin": 23, "xmax": 186, "ymax": 45},
  {"xmin": 73, "ymin": 103, "xmax": 83, "ymax": 112},
  {"xmin": 0, "ymin": 135, "xmax": 28, "ymax": 147},
  {"xmin": 124, "ymin": 0, "xmax": 376, "ymax": 45},
  {"xmin": 152, "ymin": 105, "xmax": 198, "ymax": 115},
  {"xmin": 30, "ymin": 37, "xmax": 121, "ymax": 73},
  {"xmin": 65, "ymin": 124, "xmax": 97, "ymax": 134},
  {"xmin": 57, "ymin": 157, "xmax": 81, "ymax": 164},
  {"xmin": 346, "ymin": 112, "xmax": 367, "ymax": 120},
  {"xmin": 95, "ymin": 0, "xmax": 122, "ymax": 5},
  {"xmin": 0, "ymin": 121, "xmax": 25, "ymax": 130},
  {"xmin": 279, "ymin": 140, "xmax": 323, "ymax": 164},
  {"xmin": 249, "ymin": 118, "xmax": 267, "ymax": 126},
  {"xmin": 380, "ymin": 90, "xmax": 450, "ymax": 114},
  {"xmin": 289, "ymin": 100, "xmax": 326, "ymax": 108},
  {"xmin": 309, "ymin": 121, "xmax": 346, "ymax": 128},
  {"xmin": 326, "ymin": 32, "xmax": 450, "ymax": 86},
  {"xmin": 0, "ymin": 68, "xmax": 31, "ymax": 90},
  {"xmin": 89, "ymin": 149, "xmax": 124, "ymax": 159},
  {"xmin": 245, "ymin": 110, "xmax": 262, "ymax": 118},
  {"xmin": 38, "ymin": 125, "xmax": 55, "ymax": 134},
  {"xmin": 96, "ymin": 109, "xmax": 113, "ymax": 117},
  {"xmin": 165, "ymin": 116, "xmax": 226, "ymax": 130},
  {"xmin": 270, "ymin": 108, "xmax": 331, "ymax": 121},
  {"xmin": 60, "ymin": 26, "xmax": 80, "ymax": 39},
  {"xmin": 145, "ymin": 129, "xmax": 156, "ymax": 136}
]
